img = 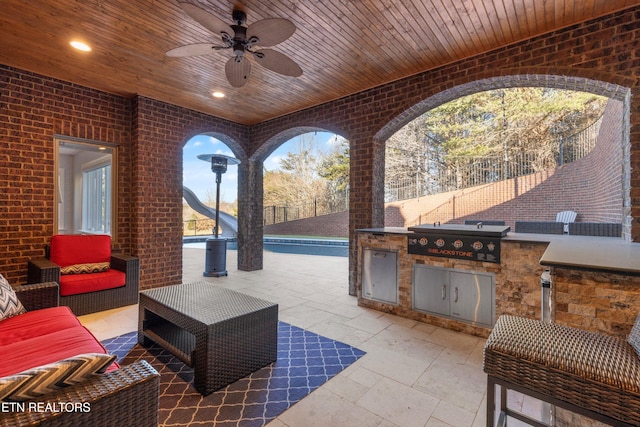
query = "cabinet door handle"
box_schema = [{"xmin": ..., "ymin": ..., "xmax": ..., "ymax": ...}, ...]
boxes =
[
  {"xmin": 442, "ymin": 285, "xmax": 446, "ymax": 300},
  {"xmin": 454, "ymin": 287, "xmax": 459, "ymax": 303}
]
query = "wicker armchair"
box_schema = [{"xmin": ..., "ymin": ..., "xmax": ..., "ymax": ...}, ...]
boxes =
[
  {"xmin": 0, "ymin": 283, "xmax": 160, "ymax": 427},
  {"xmin": 27, "ymin": 246, "xmax": 140, "ymax": 316},
  {"xmin": 483, "ymin": 314, "xmax": 640, "ymax": 426}
]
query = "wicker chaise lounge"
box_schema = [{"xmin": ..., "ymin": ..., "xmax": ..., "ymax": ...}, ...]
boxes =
[{"xmin": 483, "ymin": 314, "xmax": 640, "ymax": 426}]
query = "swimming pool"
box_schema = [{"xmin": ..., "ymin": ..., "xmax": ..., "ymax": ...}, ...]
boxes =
[{"xmin": 183, "ymin": 236, "xmax": 349, "ymax": 257}]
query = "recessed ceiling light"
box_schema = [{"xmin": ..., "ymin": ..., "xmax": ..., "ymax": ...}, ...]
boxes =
[
  {"xmin": 70, "ymin": 41, "xmax": 92, "ymax": 52},
  {"xmin": 212, "ymin": 91, "xmax": 225, "ymax": 98}
]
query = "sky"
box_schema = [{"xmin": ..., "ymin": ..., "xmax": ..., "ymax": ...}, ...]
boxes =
[{"xmin": 183, "ymin": 131, "xmax": 339, "ymax": 204}]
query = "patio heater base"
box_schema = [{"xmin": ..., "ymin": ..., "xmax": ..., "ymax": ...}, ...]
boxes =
[{"xmin": 204, "ymin": 238, "xmax": 228, "ymax": 277}]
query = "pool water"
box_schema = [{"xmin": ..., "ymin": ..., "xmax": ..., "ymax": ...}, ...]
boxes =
[{"xmin": 184, "ymin": 236, "xmax": 348, "ymax": 257}]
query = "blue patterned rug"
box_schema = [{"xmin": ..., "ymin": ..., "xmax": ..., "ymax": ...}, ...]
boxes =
[{"xmin": 102, "ymin": 322, "xmax": 365, "ymax": 427}]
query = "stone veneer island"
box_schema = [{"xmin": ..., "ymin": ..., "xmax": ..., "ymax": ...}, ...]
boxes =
[{"xmin": 357, "ymin": 227, "xmax": 640, "ymax": 338}]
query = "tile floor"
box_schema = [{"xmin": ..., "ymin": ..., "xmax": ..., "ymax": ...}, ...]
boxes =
[{"xmin": 79, "ymin": 246, "xmax": 549, "ymax": 427}]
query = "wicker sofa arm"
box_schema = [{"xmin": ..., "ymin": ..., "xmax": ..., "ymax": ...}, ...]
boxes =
[
  {"xmin": 0, "ymin": 360, "xmax": 160, "ymax": 427},
  {"xmin": 27, "ymin": 257, "xmax": 61, "ymax": 285},
  {"xmin": 14, "ymin": 282, "xmax": 59, "ymax": 311},
  {"xmin": 111, "ymin": 253, "xmax": 139, "ymax": 276}
]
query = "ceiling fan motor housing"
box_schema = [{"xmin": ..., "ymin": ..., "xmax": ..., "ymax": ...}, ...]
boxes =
[
  {"xmin": 231, "ymin": 25, "xmax": 247, "ymax": 57},
  {"xmin": 232, "ymin": 10, "xmax": 247, "ymax": 25},
  {"xmin": 231, "ymin": 10, "xmax": 248, "ymax": 57}
]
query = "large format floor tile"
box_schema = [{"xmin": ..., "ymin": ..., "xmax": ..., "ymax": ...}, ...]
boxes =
[{"xmin": 82, "ymin": 247, "xmax": 492, "ymax": 426}]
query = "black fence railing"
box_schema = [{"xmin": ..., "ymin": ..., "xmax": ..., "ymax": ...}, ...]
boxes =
[
  {"xmin": 263, "ymin": 191, "xmax": 349, "ymax": 226},
  {"xmin": 183, "ymin": 219, "xmax": 215, "ymax": 236},
  {"xmin": 385, "ymin": 115, "xmax": 602, "ymax": 202}
]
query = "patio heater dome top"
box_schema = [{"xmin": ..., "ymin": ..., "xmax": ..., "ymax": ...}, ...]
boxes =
[
  {"xmin": 197, "ymin": 154, "xmax": 241, "ymax": 175},
  {"xmin": 197, "ymin": 153, "xmax": 241, "ymax": 164}
]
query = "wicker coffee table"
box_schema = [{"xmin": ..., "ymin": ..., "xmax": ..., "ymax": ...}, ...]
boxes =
[{"xmin": 138, "ymin": 282, "xmax": 278, "ymax": 395}]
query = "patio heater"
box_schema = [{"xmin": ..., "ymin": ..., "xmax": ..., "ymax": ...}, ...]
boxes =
[{"xmin": 197, "ymin": 153, "xmax": 240, "ymax": 277}]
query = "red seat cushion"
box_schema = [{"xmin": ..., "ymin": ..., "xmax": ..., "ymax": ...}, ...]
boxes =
[
  {"xmin": 0, "ymin": 328, "xmax": 119, "ymax": 377},
  {"xmin": 59, "ymin": 269, "xmax": 126, "ymax": 296},
  {"xmin": 49, "ymin": 234, "xmax": 112, "ymax": 267},
  {"xmin": 0, "ymin": 306, "xmax": 81, "ymax": 346}
]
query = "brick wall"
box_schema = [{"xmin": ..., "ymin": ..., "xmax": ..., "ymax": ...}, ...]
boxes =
[
  {"xmin": 264, "ymin": 211, "xmax": 348, "ymax": 237},
  {"xmin": 387, "ymin": 99, "xmax": 624, "ymax": 228},
  {"xmin": 129, "ymin": 97, "xmax": 247, "ymax": 289},
  {"xmin": 0, "ymin": 66, "xmax": 132, "ymax": 284},
  {"xmin": 2, "ymin": 6, "xmax": 640, "ymax": 293},
  {"xmin": 0, "ymin": 71, "xmax": 247, "ymax": 288}
]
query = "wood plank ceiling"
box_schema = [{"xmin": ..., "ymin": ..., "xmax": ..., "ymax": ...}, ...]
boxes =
[{"xmin": 0, "ymin": 0, "xmax": 636, "ymax": 125}]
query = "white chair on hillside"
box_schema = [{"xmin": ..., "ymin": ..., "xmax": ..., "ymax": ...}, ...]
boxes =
[{"xmin": 556, "ymin": 210, "xmax": 577, "ymax": 233}]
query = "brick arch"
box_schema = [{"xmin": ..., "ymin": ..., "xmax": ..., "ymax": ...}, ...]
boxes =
[
  {"xmin": 375, "ymin": 74, "xmax": 630, "ymax": 143},
  {"xmin": 371, "ymin": 74, "xmax": 632, "ymax": 238},
  {"xmin": 250, "ymin": 126, "xmax": 346, "ymax": 163},
  {"xmin": 235, "ymin": 126, "xmax": 348, "ymax": 272},
  {"xmin": 181, "ymin": 131, "xmax": 248, "ymax": 162}
]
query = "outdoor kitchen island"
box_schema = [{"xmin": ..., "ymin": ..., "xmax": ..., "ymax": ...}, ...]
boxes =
[{"xmin": 356, "ymin": 226, "xmax": 640, "ymax": 338}]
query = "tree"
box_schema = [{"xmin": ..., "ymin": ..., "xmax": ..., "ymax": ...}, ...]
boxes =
[
  {"xmin": 263, "ymin": 133, "xmax": 327, "ymax": 208},
  {"xmin": 317, "ymin": 135, "xmax": 350, "ymax": 192},
  {"xmin": 262, "ymin": 133, "xmax": 351, "ymax": 218},
  {"xmin": 386, "ymin": 88, "xmax": 607, "ymax": 195}
]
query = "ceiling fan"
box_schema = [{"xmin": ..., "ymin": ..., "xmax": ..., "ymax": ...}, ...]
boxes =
[{"xmin": 167, "ymin": 2, "xmax": 303, "ymax": 88}]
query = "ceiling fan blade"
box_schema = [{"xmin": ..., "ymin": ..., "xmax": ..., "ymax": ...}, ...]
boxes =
[
  {"xmin": 247, "ymin": 18, "xmax": 296, "ymax": 47},
  {"xmin": 179, "ymin": 3, "xmax": 233, "ymax": 36},
  {"xmin": 254, "ymin": 49, "xmax": 302, "ymax": 77},
  {"xmin": 225, "ymin": 56, "xmax": 251, "ymax": 87},
  {"xmin": 166, "ymin": 43, "xmax": 218, "ymax": 57}
]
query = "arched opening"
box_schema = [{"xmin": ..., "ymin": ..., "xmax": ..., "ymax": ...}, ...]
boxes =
[
  {"xmin": 182, "ymin": 134, "xmax": 241, "ymax": 240},
  {"xmin": 241, "ymin": 126, "xmax": 349, "ymax": 265},
  {"xmin": 376, "ymin": 75, "xmax": 631, "ymax": 239},
  {"xmin": 262, "ymin": 131, "xmax": 349, "ymax": 239}
]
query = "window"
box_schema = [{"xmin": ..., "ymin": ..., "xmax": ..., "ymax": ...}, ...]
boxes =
[
  {"xmin": 82, "ymin": 163, "xmax": 111, "ymax": 234},
  {"xmin": 55, "ymin": 136, "xmax": 117, "ymax": 237}
]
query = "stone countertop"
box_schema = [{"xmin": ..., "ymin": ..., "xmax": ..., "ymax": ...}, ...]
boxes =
[
  {"xmin": 539, "ymin": 237, "xmax": 640, "ymax": 274},
  {"xmin": 356, "ymin": 227, "xmax": 412, "ymax": 235},
  {"xmin": 357, "ymin": 227, "xmax": 561, "ymax": 243},
  {"xmin": 357, "ymin": 228, "xmax": 640, "ymax": 273}
]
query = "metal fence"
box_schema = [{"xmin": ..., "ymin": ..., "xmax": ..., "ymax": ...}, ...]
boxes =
[
  {"xmin": 385, "ymin": 115, "xmax": 602, "ymax": 202},
  {"xmin": 263, "ymin": 190, "xmax": 349, "ymax": 225},
  {"xmin": 183, "ymin": 219, "xmax": 215, "ymax": 236}
]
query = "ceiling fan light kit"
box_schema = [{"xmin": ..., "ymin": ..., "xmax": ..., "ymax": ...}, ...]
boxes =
[{"xmin": 167, "ymin": 2, "xmax": 302, "ymax": 88}]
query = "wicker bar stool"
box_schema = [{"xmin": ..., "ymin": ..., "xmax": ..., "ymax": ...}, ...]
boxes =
[{"xmin": 483, "ymin": 315, "xmax": 640, "ymax": 427}]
